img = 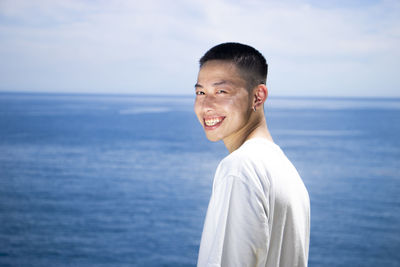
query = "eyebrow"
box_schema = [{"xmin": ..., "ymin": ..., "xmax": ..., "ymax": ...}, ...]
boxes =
[
  {"xmin": 194, "ymin": 80, "xmax": 233, "ymax": 89},
  {"xmin": 213, "ymin": 80, "xmax": 231, "ymax": 86}
]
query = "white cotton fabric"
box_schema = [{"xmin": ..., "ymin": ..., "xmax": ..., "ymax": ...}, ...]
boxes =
[{"xmin": 197, "ymin": 138, "xmax": 310, "ymax": 267}]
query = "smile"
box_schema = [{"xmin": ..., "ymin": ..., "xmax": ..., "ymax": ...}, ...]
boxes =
[{"xmin": 204, "ymin": 116, "xmax": 225, "ymax": 128}]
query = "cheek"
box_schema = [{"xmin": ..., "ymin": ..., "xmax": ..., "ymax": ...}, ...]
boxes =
[
  {"xmin": 193, "ymin": 100, "xmax": 203, "ymax": 122},
  {"xmin": 193, "ymin": 97, "xmax": 200, "ymax": 112},
  {"xmin": 228, "ymin": 96, "xmax": 251, "ymax": 116}
]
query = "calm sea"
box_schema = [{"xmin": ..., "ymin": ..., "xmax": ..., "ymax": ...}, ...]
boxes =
[{"xmin": 0, "ymin": 93, "xmax": 399, "ymax": 267}]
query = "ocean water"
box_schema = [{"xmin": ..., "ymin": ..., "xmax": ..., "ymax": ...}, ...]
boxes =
[{"xmin": 0, "ymin": 93, "xmax": 399, "ymax": 267}]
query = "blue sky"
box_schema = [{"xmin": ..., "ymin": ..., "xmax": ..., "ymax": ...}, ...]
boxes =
[{"xmin": 0, "ymin": 0, "xmax": 399, "ymax": 97}]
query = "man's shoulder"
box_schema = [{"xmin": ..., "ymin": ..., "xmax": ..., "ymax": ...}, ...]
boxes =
[
  {"xmin": 216, "ymin": 138, "xmax": 280, "ymax": 183},
  {"xmin": 221, "ymin": 138, "xmax": 281, "ymax": 167}
]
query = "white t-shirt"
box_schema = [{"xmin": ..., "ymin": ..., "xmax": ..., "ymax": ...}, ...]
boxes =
[{"xmin": 197, "ymin": 138, "xmax": 310, "ymax": 267}]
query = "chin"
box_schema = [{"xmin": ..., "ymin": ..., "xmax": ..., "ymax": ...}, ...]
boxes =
[{"xmin": 205, "ymin": 133, "xmax": 222, "ymax": 142}]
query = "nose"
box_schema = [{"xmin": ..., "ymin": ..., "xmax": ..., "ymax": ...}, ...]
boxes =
[{"xmin": 199, "ymin": 94, "xmax": 217, "ymax": 112}]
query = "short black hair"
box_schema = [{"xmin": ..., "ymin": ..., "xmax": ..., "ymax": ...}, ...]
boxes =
[{"xmin": 199, "ymin": 42, "xmax": 268, "ymax": 90}]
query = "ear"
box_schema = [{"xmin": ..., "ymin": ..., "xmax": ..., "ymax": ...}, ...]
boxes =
[{"xmin": 253, "ymin": 84, "xmax": 268, "ymax": 110}]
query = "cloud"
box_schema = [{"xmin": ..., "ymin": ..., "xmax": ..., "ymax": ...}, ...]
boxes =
[{"xmin": 0, "ymin": 0, "xmax": 399, "ymax": 96}]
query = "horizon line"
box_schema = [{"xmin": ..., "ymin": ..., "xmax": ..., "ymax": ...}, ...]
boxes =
[{"xmin": 0, "ymin": 90, "xmax": 399, "ymax": 101}]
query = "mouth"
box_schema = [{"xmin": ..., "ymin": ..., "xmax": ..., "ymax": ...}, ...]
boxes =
[{"xmin": 203, "ymin": 116, "xmax": 225, "ymax": 129}]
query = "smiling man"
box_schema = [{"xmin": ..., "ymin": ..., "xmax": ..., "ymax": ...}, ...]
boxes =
[{"xmin": 194, "ymin": 43, "xmax": 310, "ymax": 267}]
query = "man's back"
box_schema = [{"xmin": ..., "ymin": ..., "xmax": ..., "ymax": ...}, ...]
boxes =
[{"xmin": 197, "ymin": 138, "xmax": 310, "ymax": 266}]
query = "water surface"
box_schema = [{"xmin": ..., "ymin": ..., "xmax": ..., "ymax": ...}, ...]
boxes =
[{"xmin": 0, "ymin": 93, "xmax": 399, "ymax": 266}]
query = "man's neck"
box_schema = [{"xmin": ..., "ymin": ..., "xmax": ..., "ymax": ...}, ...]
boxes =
[{"xmin": 223, "ymin": 114, "xmax": 273, "ymax": 153}]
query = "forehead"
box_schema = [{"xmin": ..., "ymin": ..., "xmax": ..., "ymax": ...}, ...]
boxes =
[{"xmin": 197, "ymin": 60, "xmax": 246, "ymax": 86}]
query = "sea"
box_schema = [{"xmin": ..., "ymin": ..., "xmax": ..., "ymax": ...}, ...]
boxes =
[{"xmin": 0, "ymin": 92, "xmax": 399, "ymax": 267}]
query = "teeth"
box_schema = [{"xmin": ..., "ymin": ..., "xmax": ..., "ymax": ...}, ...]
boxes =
[{"xmin": 205, "ymin": 118, "xmax": 222, "ymax": 126}]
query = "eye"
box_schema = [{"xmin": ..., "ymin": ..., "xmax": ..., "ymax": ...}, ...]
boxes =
[
  {"xmin": 216, "ymin": 89, "xmax": 227, "ymax": 94},
  {"xmin": 196, "ymin": 91, "xmax": 205, "ymax": 95}
]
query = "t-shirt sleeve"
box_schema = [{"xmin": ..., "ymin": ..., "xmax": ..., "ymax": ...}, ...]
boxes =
[{"xmin": 197, "ymin": 175, "xmax": 269, "ymax": 267}]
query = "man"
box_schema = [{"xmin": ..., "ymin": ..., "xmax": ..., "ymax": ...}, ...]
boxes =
[{"xmin": 194, "ymin": 43, "xmax": 310, "ymax": 267}]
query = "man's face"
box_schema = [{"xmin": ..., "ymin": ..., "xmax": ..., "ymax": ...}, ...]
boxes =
[{"xmin": 194, "ymin": 60, "xmax": 253, "ymax": 142}]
